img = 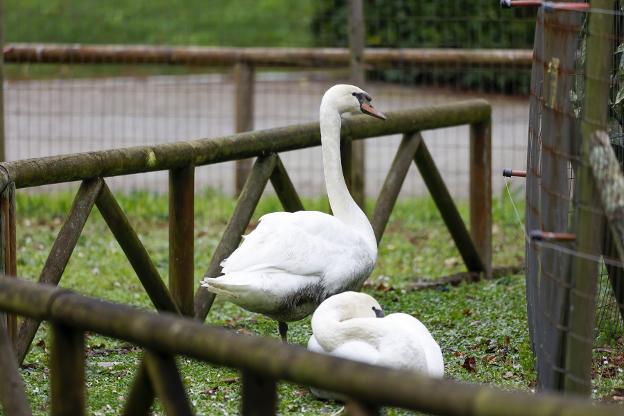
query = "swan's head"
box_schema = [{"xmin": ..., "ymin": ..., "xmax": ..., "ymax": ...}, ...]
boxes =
[
  {"xmin": 315, "ymin": 291, "xmax": 385, "ymax": 321},
  {"xmin": 321, "ymin": 84, "xmax": 386, "ymax": 120}
]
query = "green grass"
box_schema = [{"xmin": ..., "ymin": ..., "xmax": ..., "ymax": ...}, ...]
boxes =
[
  {"xmin": 6, "ymin": 189, "xmax": 622, "ymax": 414},
  {"xmin": 4, "ymin": 0, "xmax": 317, "ymax": 80}
]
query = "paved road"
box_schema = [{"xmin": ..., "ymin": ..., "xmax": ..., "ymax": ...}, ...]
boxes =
[{"xmin": 5, "ymin": 73, "xmax": 528, "ymax": 198}]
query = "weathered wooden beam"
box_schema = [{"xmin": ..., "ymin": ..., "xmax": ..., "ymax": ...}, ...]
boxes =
[
  {"xmin": 169, "ymin": 165, "xmax": 195, "ymax": 317},
  {"xmin": 144, "ymin": 351, "xmax": 193, "ymax": 416},
  {"xmin": 413, "ymin": 140, "xmax": 485, "ymax": 274},
  {"xmin": 564, "ymin": 0, "xmax": 613, "ymax": 396},
  {"xmin": 241, "ymin": 369, "xmax": 277, "ymax": 416},
  {"xmin": 4, "ymin": 43, "xmax": 534, "ymax": 68},
  {"xmin": 194, "ymin": 154, "xmax": 277, "ymax": 320},
  {"xmin": 590, "ymin": 131, "xmax": 624, "ymax": 349},
  {"xmin": 16, "ymin": 178, "xmax": 102, "ymax": 364},
  {"xmin": 50, "ymin": 323, "xmax": 85, "ymax": 416},
  {"xmin": 1, "ymin": 277, "xmax": 621, "ymax": 416},
  {"xmin": 269, "ymin": 156, "xmax": 304, "ymax": 212},
  {"xmin": 0, "ymin": 181, "xmax": 16, "ymax": 345},
  {"xmin": 234, "ymin": 62, "xmax": 255, "ymax": 196},
  {"xmin": 0, "ymin": 317, "xmax": 31, "ymax": 416},
  {"xmin": 96, "ymin": 181, "xmax": 180, "ymax": 315},
  {"xmin": 470, "ymin": 120, "xmax": 492, "ymax": 278},
  {"xmin": 121, "ymin": 362, "xmax": 153, "ymax": 416},
  {"xmin": 371, "ymin": 133, "xmax": 421, "ymax": 243},
  {"xmin": 0, "ymin": 101, "xmax": 491, "ymax": 190}
]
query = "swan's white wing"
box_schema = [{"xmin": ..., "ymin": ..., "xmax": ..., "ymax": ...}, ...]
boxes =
[
  {"xmin": 221, "ymin": 211, "xmax": 371, "ymax": 279},
  {"xmin": 383, "ymin": 313, "xmax": 444, "ymax": 377}
]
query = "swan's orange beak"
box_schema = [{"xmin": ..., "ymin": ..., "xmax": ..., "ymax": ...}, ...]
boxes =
[{"xmin": 361, "ymin": 102, "xmax": 386, "ymax": 120}]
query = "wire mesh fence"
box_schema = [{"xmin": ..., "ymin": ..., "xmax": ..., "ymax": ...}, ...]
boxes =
[
  {"xmin": 3, "ymin": 0, "xmax": 534, "ymax": 199},
  {"xmin": 523, "ymin": 0, "xmax": 624, "ymax": 395}
]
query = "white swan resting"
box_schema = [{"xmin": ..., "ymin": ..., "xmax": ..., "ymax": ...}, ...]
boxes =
[
  {"xmin": 200, "ymin": 85, "xmax": 386, "ymax": 341},
  {"xmin": 307, "ymin": 291, "xmax": 444, "ymax": 400}
]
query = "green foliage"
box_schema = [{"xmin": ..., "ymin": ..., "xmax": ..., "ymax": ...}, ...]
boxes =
[
  {"xmin": 311, "ymin": 0, "xmax": 535, "ymax": 93},
  {"xmin": 5, "ymin": 0, "xmax": 315, "ymax": 47}
]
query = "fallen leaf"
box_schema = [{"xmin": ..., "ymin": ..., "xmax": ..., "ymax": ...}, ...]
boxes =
[
  {"xmin": 462, "ymin": 356, "xmax": 477, "ymax": 372},
  {"xmin": 444, "ymin": 257, "xmax": 459, "ymax": 267},
  {"xmin": 462, "ymin": 308, "xmax": 472, "ymax": 317}
]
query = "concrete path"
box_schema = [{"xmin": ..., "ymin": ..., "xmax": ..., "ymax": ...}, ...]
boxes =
[{"xmin": 5, "ymin": 73, "xmax": 528, "ymax": 198}]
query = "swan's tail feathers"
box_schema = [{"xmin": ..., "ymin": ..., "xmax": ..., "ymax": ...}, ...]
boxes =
[{"xmin": 200, "ymin": 277, "xmax": 253, "ymax": 300}]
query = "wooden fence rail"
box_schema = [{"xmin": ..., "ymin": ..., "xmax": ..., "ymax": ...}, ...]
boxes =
[
  {"xmin": 3, "ymin": 42, "xmax": 527, "ymax": 198},
  {"xmin": 0, "ymin": 276, "xmax": 621, "ymax": 416},
  {"xmin": 0, "ymin": 101, "xmax": 492, "ymax": 414}
]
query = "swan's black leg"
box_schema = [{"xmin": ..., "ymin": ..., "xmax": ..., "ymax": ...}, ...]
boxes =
[{"xmin": 278, "ymin": 321, "xmax": 288, "ymax": 343}]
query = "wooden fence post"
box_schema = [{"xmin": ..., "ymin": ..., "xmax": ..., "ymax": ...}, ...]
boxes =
[
  {"xmin": 241, "ymin": 369, "xmax": 276, "ymax": 416},
  {"xmin": 563, "ymin": 0, "xmax": 613, "ymax": 395},
  {"xmin": 470, "ymin": 120, "xmax": 492, "ymax": 279},
  {"xmin": 0, "ymin": 182, "xmax": 16, "ymax": 345},
  {"xmin": 348, "ymin": 0, "xmax": 366, "ymax": 208},
  {"xmin": 0, "ymin": 0, "xmax": 5, "ymax": 163},
  {"xmin": 169, "ymin": 165, "xmax": 195, "ymax": 316},
  {"xmin": 234, "ymin": 62, "xmax": 255, "ymax": 196},
  {"xmin": 50, "ymin": 323, "xmax": 85, "ymax": 416}
]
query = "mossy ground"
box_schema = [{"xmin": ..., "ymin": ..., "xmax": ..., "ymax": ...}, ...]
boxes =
[{"xmin": 6, "ymin": 188, "xmax": 623, "ymax": 414}]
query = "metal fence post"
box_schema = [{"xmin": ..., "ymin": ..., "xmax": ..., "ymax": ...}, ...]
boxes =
[
  {"xmin": 234, "ymin": 62, "xmax": 255, "ymax": 196},
  {"xmin": 348, "ymin": 0, "xmax": 366, "ymax": 208}
]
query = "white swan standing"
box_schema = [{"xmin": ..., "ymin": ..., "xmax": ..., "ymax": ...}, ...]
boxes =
[
  {"xmin": 307, "ymin": 291, "xmax": 444, "ymax": 400},
  {"xmin": 201, "ymin": 85, "xmax": 386, "ymax": 341}
]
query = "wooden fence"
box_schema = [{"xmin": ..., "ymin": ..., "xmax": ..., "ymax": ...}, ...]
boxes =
[
  {"xmin": 1, "ymin": 276, "xmax": 622, "ymax": 416},
  {"xmin": 0, "ymin": 100, "xmax": 493, "ymax": 414},
  {"xmin": 3, "ymin": 43, "xmax": 531, "ymax": 199}
]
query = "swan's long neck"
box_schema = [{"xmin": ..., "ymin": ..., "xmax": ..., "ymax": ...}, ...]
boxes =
[
  {"xmin": 320, "ymin": 104, "xmax": 376, "ymax": 251},
  {"xmin": 312, "ymin": 306, "xmax": 383, "ymax": 352}
]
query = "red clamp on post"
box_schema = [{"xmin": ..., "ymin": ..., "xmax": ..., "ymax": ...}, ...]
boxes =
[
  {"xmin": 530, "ymin": 230, "xmax": 576, "ymax": 241},
  {"xmin": 503, "ymin": 169, "xmax": 527, "ymax": 178}
]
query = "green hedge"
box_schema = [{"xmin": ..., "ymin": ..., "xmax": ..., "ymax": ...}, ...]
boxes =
[{"xmin": 311, "ymin": 0, "xmax": 536, "ymax": 93}]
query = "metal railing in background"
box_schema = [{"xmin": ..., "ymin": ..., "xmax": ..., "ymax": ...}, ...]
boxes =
[{"xmin": 3, "ymin": 43, "xmax": 530, "ymax": 198}]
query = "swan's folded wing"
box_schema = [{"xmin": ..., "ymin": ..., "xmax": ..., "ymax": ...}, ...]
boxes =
[{"xmin": 221, "ymin": 211, "xmax": 364, "ymax": 277}]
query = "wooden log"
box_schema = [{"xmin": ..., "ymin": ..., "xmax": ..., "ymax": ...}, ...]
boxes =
[
  {"xmin": 241, "ymin": 369, "xmax": 277, "ymax": 416},
  {"xmin": 4, "ymin": 43, "xmax": 534, "ymax": 68},
  {"xmin": 0, "ymin": 317, "xmax": 31, "ymax": 416},
  {"xmin": 50, "ymin": 323, "xmax": 85, "ymax": 416},
  {"xmin": 234, "ymin": 62, "xmax": 255, "ymax": 196},
  {"xmin": 470, "ymin": 120, "xmax": 492, "ymax": 278},
  {"xmin": 143, "ymin": 350, "xmax": 193, "ymax": 416},
  {"xmin": 194, "ymin": 154, "xmax": 277, "ymax": 320},
  {"xmin": 121, "ymin": 362, "xmax": 153, "ymax": 416},
  {"xmin": 0, "ymin": 101, "xmax": 491, "ymax": 190},
  {"xmin": 589, "ymin": 131, "xmax": 624, "ymax": 330},
  {"xmin": 96, "ymin": 181, "xmax": 180, "ymax": 314},
  {"xmin": 169, "ymin": 165, "xmax": 195, "ymax": 317},
  {"xmin": 16, "ymin": 178, "xmax": 102, "ymax": 364},
  {"xmin": 269, "ymin": 156, "xmax": 304, "ymax": 212},
  {"xmin": 0, "ymin": 277, "xmax": 620, "ymax": 416},
  {"xmin": 371, "ymin": 133, "xmax": 421, "ymax": 243},
  {"xmin": 563, "ymin": 0, "xmax": 613, "ymax": 395},
  {"xmin": 413, "ymin": 140, "xmax": 485, "ymax": 274}
]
